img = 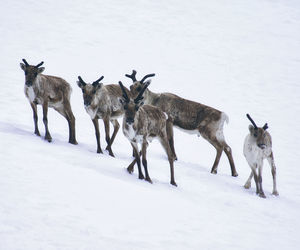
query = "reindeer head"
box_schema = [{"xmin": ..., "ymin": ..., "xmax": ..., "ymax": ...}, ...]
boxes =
[
  {"xmin": 246, "ymin": 114, "xmax": 269, "ymax": 149},
  {"xmin": 77, "ymin": 76, "xmax": 104, "ymax": 106},
  {"xmin": 125, "ymin": 70, "xmax": 155, "ymax": 98},
  {"xmin": 119, "ymin": 80, "xmax": 150, "ymax": 125},
  {"xmin": 20, "ymin": 59, "xmax": 45, "ymax": 87}
]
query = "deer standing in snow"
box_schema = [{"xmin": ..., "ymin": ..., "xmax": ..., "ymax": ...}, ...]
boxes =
[
  {"xmin": 243, "ymin": 114, "xmax": 278, "ymax": 198},
  {"xmin": 20, "ymin": 59, "xmax": 77, "ymax": 144},
  {"xmin": 77, "ymin": 76, "xmax": 131, "ymax": 157},
  {"xmin": 126, "ymin": 70, "xmax": 238, "ymax": 177},
  {"xmin": 119, "ymin": 81, "xmax": 177, "ymax": 186}
]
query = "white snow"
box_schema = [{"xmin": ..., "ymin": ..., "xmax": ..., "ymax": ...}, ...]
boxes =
[{"xmin": 1, "ymin": 0, "xmax": 300, "ymax": 249}]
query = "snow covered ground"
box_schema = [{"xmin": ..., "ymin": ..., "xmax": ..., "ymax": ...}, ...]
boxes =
[{"xmin": 1, "ymin": 0, "xmax": 300, "ymax": 249}]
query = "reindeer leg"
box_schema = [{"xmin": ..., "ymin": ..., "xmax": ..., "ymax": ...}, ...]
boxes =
[
  {"xmin": 244, "ymin": 172, "xmax": 253, "ymax": 189},
  {"xmin": 251, "ymin": 167, "xmax": 260, "ymax": 196},
  {"xmin": 30, "ymin": 102, "xmax": 40, "ymax": 136},
  {"xmin": 166, "ymin": 117, "xmax": 177, "ymax": 161},
  {"xmin": 42, "ymin": 101, "xmax": 52, "ymax": 142},
  {"xmin": 103, "ymin": 118, "xmax": 114, "ymax": 157},
  {"xmin": 159, "ymin": 133, "xmax": 177, "ymax": 186},
  {"xmin": 127, "ymin": 151, "xmax": 142, "ymax": 174},
  {"xmin": 268, "ymin": 152, "xmax": 279, "ymax": 196},
  {"xmin": 207, "ymin": 137, "xmax": 223, "ymax": 175},
  {"xmin": 142, "ymin": 140, "xmax": 152, "ymax": 183},
  {"xmin": 223, "ymin": 141, "xmax": 238, "ymax": 177},
  {"xmin": 55, "ymin": 103, "xmax": 78, "ymax": 145},
  {"xmin": 258, "ymin": 164, "xmax": 266, "ymax": 198},
  {"xmin": 128, "ymin": 142, "xmax": 144, "ymax": 180},
  {"xmin": 92, "ymin": 118, "xmax": 103, "ymax": 154},
  {"xmin": 64, "ymin": 100, "xmax": 78, "ymax": 145},
  {"xmin": 105, "ymin": 119, "xmax": 119, "ymax": 151}
]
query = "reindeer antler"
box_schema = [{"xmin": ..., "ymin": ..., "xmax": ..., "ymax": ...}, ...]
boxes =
[
  {"xmin": 263, "ymin": 123, "xmax": 268, "ymax": 130},
  {"xmin": 92, "ymin": 76, "xmax": 104, "ymax": 86},
  {"xmin": 119, "ymin": 81, "xmax": 130, "ymax": 103},
  {"xmin": 140, "ymin": 73, "xmax": 155, "ymax": 84},
  {"xmin": 246, "ymin": 114, "xmax": 258, "ymax": 129},
  {"xmin": 35, "ymin": 61, "xmax": 44, "ymax": 68},
  {"xmin": 22, "ymin": 59, "xmax": 29, "ymax": 66},
  {"xmin": 134, "ymin": 81, "xmax": 150, "ymax": 104},
  {"xmin": 78, "ymin": 76, "xmax": 87, "ymax": 86},
  {"xmin": 125, "ymin": 70, "xmax": 137, "ymax": 82}
]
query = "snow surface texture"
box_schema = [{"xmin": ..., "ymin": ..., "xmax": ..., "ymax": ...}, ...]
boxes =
[{"xmin": 1, "ymin": 0, "xmax": 300, "ymax": 249}]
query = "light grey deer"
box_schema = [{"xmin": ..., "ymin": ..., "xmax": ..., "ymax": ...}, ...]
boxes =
[
  {"xmin": 119, "ymin": 80, "xmax": 177, "ymax": 186},
  {"xmin": 243, "ymin": 114, "xmax": 278, "ymax": 198},
  {"xmin": 77, "ymin": 76, "xmax": 131, "ymax": 157},
  {"xmin": 126, "ymin": 70, "xmax": 238, "ymax": 177},
  {"xmin": 20, "ymin": 59, "xmax": 77, "ymax": 144}
]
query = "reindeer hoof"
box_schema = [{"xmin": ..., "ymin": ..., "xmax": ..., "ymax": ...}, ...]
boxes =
[
  {"xmin": 127, "ymin": 166, "xmax": 134, "ymax": 174},
  {"xmin": 97, "ymin": 149, "xmax": 103, "ymax": 154},
  {"xmin": 45, "ymin": 136, "xmax": 52, "ymax": 142},
  {"xmin": 138, "ymin": 174, "xmax": 145, "ymax": 180},
  {"xmin": 35, "ymin": 131, "xmax": 41, "ymax": 136},
  {"xmin": 259, "ymin": 193, "xmax": 266, "ymax": 198},
  {"xmin": 171, "ymin": 181, "xmax": 177, "ymax": 187},
  {"xmin": 69, "ymin": 140, "xmax": 78, "ymax": 145},
  {"xmin": 244, "ymin": 184, "xmax": 251, "ymax": 189},
  {"xmin": 145, "ymin": 177, "xmax": 153, "ymax": 184},
  {"xmin": 211, "ymin": 169, "xmax": 217, "ymax": 175},
  {"xmin": 108, "ymin": 151, "xmax": 115, "ymax": 157},
  {"xmin": 232, "ymin": 172, "xmax": 238, "ymax": 177},
  {"xmin": 272, "ymin": 191, "xmax": 279, "ymax": 196}
]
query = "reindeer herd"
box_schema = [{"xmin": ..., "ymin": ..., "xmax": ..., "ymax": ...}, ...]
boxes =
[{"xmin": 20, "ymin": 59, "xmax": 279, "ymax": 198}]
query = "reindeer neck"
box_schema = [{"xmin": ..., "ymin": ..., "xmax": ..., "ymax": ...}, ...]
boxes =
[{"xmin": 145, "ymin": 89, "xmax": 160, "ymax": 105}]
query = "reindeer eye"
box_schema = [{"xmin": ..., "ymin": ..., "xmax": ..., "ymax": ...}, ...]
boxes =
[
  {"xmin": 124, "ymin": 104, "xmax": 128, "ymax": 110},
  {"xmin": 92, "ymin": 90, "xmax": 96, "ymax": 95},
  {"xmin": 82, "ymin": 89, "xmax": 85, "ymax": 94},
  {"xmin": 34, "ymin": 73, "xmax": 37, "ymax": 77},
  {"xmin": 136, "ymin": 86, "xmax": 142, "ymax": 92}
]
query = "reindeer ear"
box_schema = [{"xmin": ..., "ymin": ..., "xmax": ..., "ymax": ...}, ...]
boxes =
[
  {"xmin": 20, "ymin": 63, "xmax": 26, "ymax": 71},
  {"xmin": 77, "ymin": 80, "xmax": 85, "ymax": 89},
  {"xmin": 93, "ymin": 82, "xmax": 103, "ymax": 90},
  {"xmin": 249, "ymin": 125, "xmax": 255, "ymax": 134},
  {"xmin": 37, "ymin": 67, "xmax": 45, "ymax": 74},
  {"xmin": 143, "ymin": 79, "xmax": 151, "ymax": 86}
]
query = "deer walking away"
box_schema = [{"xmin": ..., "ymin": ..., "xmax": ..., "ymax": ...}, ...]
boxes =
[
  {"xmin": 126, "ymin": 70, "xmax": 238, "ymax": 177},
  {"xmin": 20, "ymin": 59, "xmax": 77, "ymax": 144}
]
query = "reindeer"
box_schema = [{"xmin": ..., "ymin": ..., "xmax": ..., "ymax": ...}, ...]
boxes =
[
  {"xmin": 126, "ymin": 70, "xmax": 238, "ymax": 177},
  {"xmin": 243, "ymin": 114, "xmax": 278, "ymax": 198},
  {"xmin": 20, "ymin": 59, "xmax": 77, "ymax": 144},
  {"xmin": 118, "ymin": 81, "xmax": 177, "ymax": 186},
  {"xmin": 77, "ymin": 76, "xmax": 131, "ymax": 157}
]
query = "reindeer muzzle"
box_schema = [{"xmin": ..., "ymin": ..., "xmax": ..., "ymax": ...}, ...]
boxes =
[
  {"xmin": 25, "ymin": 81, "xmax": 33, "ymax": 87},
  {"xmin": 126, "ymin": 117, "xmax": 134, "ymax": 125},
  {"xmin": 258, "ymin": 143, "xmax": 266, "ymax": 149}
]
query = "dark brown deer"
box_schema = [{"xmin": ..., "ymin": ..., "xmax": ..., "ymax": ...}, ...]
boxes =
[
  {"xmin": 119, "ymin": 81, "xmax": 177, "ymax": 186},
  {"xmin": 77, "ymin": 76, "xmax": 131, "ymax": 157},
  {"xmin": 20, "ymin": 59, "xmax": 77, "ymax": 144},
  {"xmin": 243, "ymin": 114, "xmax": 278, "ymax": 198},
  {"xmin": 126, "ymin": 70, "xmax": 238, "ymax": 177}
]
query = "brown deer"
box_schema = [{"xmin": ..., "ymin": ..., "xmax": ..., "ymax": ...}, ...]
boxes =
[
  {"xmin": 77, "ymin": 76, "xmax": 131, "ymax": 157},
  {"xmin": 243, "ymin": 114, "xmax": 278, "ymax": 198},
  {"xmin": 20, "ymin": 59, "xmax": 77, "ymax": 144},
  {"xmin": 126, "ymin": 70, "xmax": 238, "ymax": 177},
  {"xmin": 119, "ymin": 81, "xmax": 177, "ymax": 186}
]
